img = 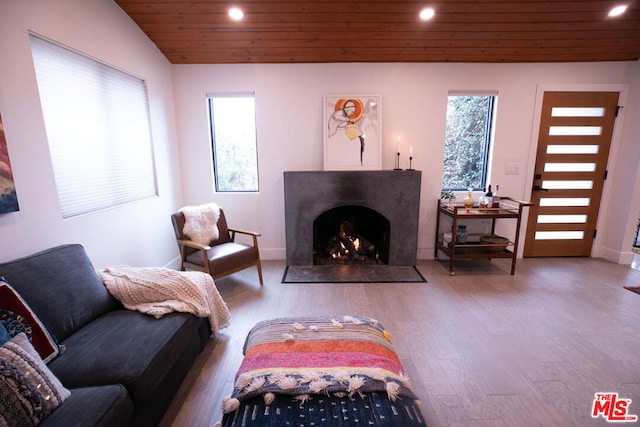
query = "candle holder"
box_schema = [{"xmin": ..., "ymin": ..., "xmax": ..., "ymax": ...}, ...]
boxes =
[
  {"xmin": 394, "ymin": 152, "xmax": 402, "ymax": 170},
  {"xmin": 408, "ymin": 155, "xmax": 414, "ymax": 171}
]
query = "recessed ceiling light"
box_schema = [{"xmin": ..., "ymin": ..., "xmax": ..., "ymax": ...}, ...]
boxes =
[
  {"xmin": 419, "ymin": 7, "xmax": 435, "ymax": 21},
  {"xmin": 608, "ymin": 5, "xmax": 628, "ymax": 17},
  {"xmin": 228, "ymin": 7, "xmax": 244, "ymax": 21}
]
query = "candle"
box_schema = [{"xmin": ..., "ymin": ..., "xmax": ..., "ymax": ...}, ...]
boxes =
[
  {"xmin": 410, "ymin": 146, "xmax": 413, "ymax": 156},
  {"xmin": 395, "ymin": 137, "xmax": 400, "ymax": 153}
]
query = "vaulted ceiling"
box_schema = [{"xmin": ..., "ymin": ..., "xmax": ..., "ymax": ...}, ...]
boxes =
[{"xmin": 115, "ymin": 1, "xmax": 640, "ymax": 64}]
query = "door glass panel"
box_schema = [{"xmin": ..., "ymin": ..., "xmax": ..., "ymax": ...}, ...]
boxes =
[
  {"xmin": 535, "ymin": 231, "xmax": 584, "ymax": 240},
  {"xmin": 540, "ymin": 197, "xmax": 590, "ymax": 207},
  {"xmin": 551, "ymin": 107, "xmax": 604, "ymax": 117},
  {"xmin": 544, "ymin": 163, "xmax": 596, "ymax": 172},
  {"xmin": 542, "ymin": 180, "xmax": 593, "ymax": 190},
  {"xmin": 546, "ymin": 145, "xmax": 599, "ymax": 154},
  {"xmin": 548, "ymin": 126, "xmax": 602, "ymax": 136},
  {"xmin": 537, "ymin": 214, "xmax": 587, "ymax": 223}
]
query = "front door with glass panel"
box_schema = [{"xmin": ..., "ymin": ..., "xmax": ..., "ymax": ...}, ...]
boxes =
[{"xmin": 524, "ymin": 91, "xmax": 619, "ymax": 257}]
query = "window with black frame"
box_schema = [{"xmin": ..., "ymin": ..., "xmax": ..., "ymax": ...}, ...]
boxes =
[
  {"xmin": 442, "ymin": 94, "xmax": 497, "ymax": 192},
  {"xmin": 207, "ymin": 93, "xmax": 259, "ymax": 193}
]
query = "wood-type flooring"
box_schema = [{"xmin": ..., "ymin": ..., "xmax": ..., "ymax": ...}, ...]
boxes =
[{"xmin": 160, "ymin": 257, "xmax": 640, "ymax": 427}]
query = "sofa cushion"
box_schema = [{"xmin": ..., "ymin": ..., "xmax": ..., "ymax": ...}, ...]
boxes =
[
  {"xmin": 41, "ymin": 385, "xmax": 133, "ymax": 427},
  {"xmin": 0, "ymin": 244, "xmax": 118, "ymax": 342},
  {"xmin": 0, "ymin": 279, "xmax": 60, "ymax": 362},
  {"xmin": 48, "ymin": 309, "xmax": 203, "ymax": 406},
  {"xmin": 0, "ymin": 333, "xmax": 71, "ymax": 426}
]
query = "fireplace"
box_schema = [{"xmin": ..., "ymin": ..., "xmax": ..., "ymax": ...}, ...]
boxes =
[
  {"xmin": 284, "ymin": 170, "xmax": 421, "ymax": 266},
  {"xmin": 313, "ymin": 205, "xmax": 390, "ymax": 265}
]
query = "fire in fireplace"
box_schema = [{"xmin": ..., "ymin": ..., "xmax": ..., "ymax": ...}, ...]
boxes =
[{"xmin": 313, "ymin": 205, "xmax": 390, "ymax": 265}]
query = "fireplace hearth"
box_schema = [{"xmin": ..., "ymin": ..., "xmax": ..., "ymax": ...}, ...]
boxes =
[{"xmin": 284, "ymin": 170, "xmax": 421, "ymax": 266}]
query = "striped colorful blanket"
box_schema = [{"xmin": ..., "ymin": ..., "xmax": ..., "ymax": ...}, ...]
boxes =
[{"xmin": 222, "ymin": 315, "xmax": 420, "ymax": 416}]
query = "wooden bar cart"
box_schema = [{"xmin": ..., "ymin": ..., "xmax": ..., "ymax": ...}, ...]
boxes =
[{"xmin": 434, "ymin": 197, "xmax": 532, "ymax": 275}]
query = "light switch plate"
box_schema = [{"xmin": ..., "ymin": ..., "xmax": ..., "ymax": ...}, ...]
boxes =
[{"xmin": 505, "ymin": 162, "xmax": 520, "ymax": 175}]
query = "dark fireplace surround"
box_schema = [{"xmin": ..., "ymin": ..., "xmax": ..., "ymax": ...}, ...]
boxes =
[{"xmin": 284, "ymin": 171, "xmax": 421, "ymax": 266}]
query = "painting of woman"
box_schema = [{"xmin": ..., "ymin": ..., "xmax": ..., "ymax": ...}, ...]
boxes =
[{"xmin": 324, "ymin": 96, "xmax": 380, "ymax": 170}]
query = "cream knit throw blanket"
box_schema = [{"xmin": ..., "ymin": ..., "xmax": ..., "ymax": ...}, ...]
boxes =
[
  {"xmin": 98, "ymin": 266, "xmax": 230, "ymax": 336},
  {"xmin": 179, "ymin": 203, "xmax": 221, "ymax": 245}
]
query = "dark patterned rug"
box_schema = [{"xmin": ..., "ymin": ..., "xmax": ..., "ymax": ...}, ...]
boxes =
[
  {"xmin": 282, "ymin": 265, "xmax": 426, "ymax": 283},
  {"xmin": 623, "ymin": 286, "xmax": 640, "ymax": 295},
  {"xmin": 221, "ymin": 391, "xmax": 427, "ymax": 427}
]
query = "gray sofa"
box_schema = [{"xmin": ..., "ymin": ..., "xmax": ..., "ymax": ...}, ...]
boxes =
[{"xmin": 0, "ymin": 244, "xmax": 212, "ymax": 426}]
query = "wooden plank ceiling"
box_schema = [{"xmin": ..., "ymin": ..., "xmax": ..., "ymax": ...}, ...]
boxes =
[{"xmin": 115, "ymin": 0, "xmax": 640, "ymax": 64}]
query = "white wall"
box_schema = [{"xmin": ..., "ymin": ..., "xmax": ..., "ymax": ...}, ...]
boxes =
[
  {"xmin": 598, "ymin": 61, "xmax": 640, "ymax": 263},
  {"xmin": 1, "ymin": 0, "xmax": 638, "ymax": 268},
  {"xmin": 0, "ymin": 0, "xmax": 183, "ymax": 267},
  {"xmin": 172, "ymin": 61, "xmax": 640, "ymax": 263}
]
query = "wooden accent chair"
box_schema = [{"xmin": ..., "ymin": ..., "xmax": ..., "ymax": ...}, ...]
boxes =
[{"xmin": 171, "ymin": 208, "xmax": 263, "ymax": 285}]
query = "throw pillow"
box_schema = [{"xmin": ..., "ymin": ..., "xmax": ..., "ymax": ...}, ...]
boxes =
[
  {"xmin": 0, "ymin": 323, "xmax": 10, "ymax": 345},
  {"xmin": 0, "ymin": 333, "xmax": 71, "ymax": 426},
  {"xmin": 0, "ymin": 279, "xmax": 60, "ymax": 362}
]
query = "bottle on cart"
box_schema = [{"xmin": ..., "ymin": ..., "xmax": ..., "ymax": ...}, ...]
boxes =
[
  {"xmin": 463, "ymin": 188, "xmax": 475, "ymax": 210},
  {"xmin": 485, "ymin": 185, "xmax": 493, "ymax": 208},
  {"xmin": 456, "ymin": 225, "xmax": 468, "ymax": 244},
  {"xmin": 492, "ymin": 184, "xmax": 501, "ymax": 208},
  {"xmin": 478, "ymin": 191, "xmax": 489, "ymax": 210}
]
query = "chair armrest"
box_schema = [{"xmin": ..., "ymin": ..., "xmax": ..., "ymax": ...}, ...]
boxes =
[
  {"xmin": 228, "ymin": 228, "xmax": 261, "ymax": 248},
  {"xmin": 177, "ymin": 239, "xmax": 212, "ymax": 251},
  {"xmin": 228, "ymin": 227, "xmax": 262, "ymax": 237}
]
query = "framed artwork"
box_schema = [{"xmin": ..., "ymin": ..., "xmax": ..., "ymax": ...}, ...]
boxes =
[
  {"xmin": 0, "ymin": 113, "xmax": 20, "ymax": 214},
  {"xmin": 323, "ymin": 95, "xmax": 381, "ymax": 170}
]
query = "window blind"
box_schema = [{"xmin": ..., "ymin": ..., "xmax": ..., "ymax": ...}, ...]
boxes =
[{"xmin": 29, "ymin": 34, "xmax": 157, "ymax": 218}]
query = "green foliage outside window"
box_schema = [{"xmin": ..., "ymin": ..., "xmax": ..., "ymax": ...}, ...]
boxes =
[
  {"xmin": 209, "ymin": 95, "xmax": 259, "ymax": 192},
  {"xmin": 442, "ymin": 95, "xmax": 495, "ymax": 191}
]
